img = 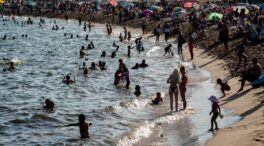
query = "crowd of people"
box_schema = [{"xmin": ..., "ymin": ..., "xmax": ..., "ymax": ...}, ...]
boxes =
[{"xmin": 1, "ymin": 0, "xmax": 263, "ymax": 140}]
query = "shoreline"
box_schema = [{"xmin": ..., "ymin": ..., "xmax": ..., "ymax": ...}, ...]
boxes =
[
  {"xmin": 2, "ymin": 12, "xmax": 264, "ymax": 146},
  {"xmin": 190, "ymin": 47, "xmax": 264, "ymax": 146}
]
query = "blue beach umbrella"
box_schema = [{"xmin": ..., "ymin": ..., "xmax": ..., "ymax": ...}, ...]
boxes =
[{"xmin": 172, "ymin": 7, "xmax": 186, "ymax": 16}]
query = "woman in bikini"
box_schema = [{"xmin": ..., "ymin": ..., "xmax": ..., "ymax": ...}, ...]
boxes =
[
  {"xmin": 167, "ymin": 69, "xmax": 180, "ymax": 112},
  {"xmin": 179, "ymin": 66, "xmax": 188, "ymax": 110}
]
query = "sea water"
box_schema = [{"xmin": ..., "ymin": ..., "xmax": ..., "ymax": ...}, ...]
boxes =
[{"xmin": 0, "ymin": 16, "xmax": 239, "ymax": 146}]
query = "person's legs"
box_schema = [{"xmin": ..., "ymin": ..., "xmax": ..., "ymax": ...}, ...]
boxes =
[
  {"xmin": 174, "ymin": 87, "xmax": 179, "ymax": 111},
  {"xmin": 236, "ymin": 55, "xmax": 242, "ymax": 72},
  {"xmin": 189, "ymin": 47, "xmax": 193, "ymax": 60},
  {"xmin": 210, "ymin": 113, "xmax": 218, "ymax": 130},
  {"xmin": 180, "ymin": 88, "xmax": 186, "ymax": 109},
  {"xmin": 169, "ymin": 89, "xmax": 174, "ymax": 111}
]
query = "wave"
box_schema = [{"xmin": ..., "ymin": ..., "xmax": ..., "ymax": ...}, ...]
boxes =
[
  {"xmin": 116, "ymin": 108, "xmax": 196, "ymax": 146},
  {"xmin": 104, "ymin": 97, "xmax": 151, "ymax": 112}
]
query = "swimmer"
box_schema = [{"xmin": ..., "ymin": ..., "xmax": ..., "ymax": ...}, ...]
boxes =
[
  {"xmin": 85, "ymin": 35, "xmax": 88, "ymax": 40},
  {"xmin": 127, "ymin": 46, "xmax": 132, "ymax": 58},
  {"xmin": 131, "ymin": 63, "xmax": 139, "ymax": 69},
  {"xmin": 89, "ymin": 62, "xmax": 97, "ymax": 70},
  {"xmin": 80, "ymin": 62, "xmax": 88, "ymax": 75},
  {"xmin": 127, "ymin": 31, "xmax": 131, "ymax": 41},
  {"xmin": 70, "ymin": 34, "xmax": 73, "ymax": 38},
  {"xmin": 101, "ymin": 51, "xmax": 106, "ymax": 57},
  {"xmin": 111, "ymin": 51, "xmax": 116, "ymax": 58},
  {"xmin": 100, "ymin": 62, "xmax": 107, "ymax": 70},
  {"xmin": 118, "ymin": 59, "xmax": 126, "ymax": 69},
  {"xmin": 116, "ymin": 46, "xmax": 119, "ymax": 52},
  {"xmin": 152, "ymin": 92, "xmax": 163, "ymax": 105},
  {"xmin": 43, "ymin": 99, "xmax": 54, "ymax": 111},
  {"xmin": 80, "ymin": 46, "xmax": 87, "ymax": 57},
  {"xmin": 113, "ymin": 42, "xmax": 117, "ymax": 47},
  {"xmin": 76, "ymin": 35, "xmax": 79, "ymax": 38},
  {"xmin": 139, "ymin": 60, "xmax": 148, "ymax": 68},
  {"xmin": 66, "ymin": 114, "xmax": 92, "ymax": 138},
  {"xmin": 134, "ymin": 85, "xmax": 141, "ymax": 96},
  {"xmin": 63, "ymin": 75, "xmax": 75, "ymax": 84},
  {"xmin": 4, "ymin": 62, "xmax": 15, "ymax": 72},
  {"xmin": 124, "ymin": 68, "xmax": 130, "ymax": 89},
  {"xmin": 64, "ymin": 33, "xmax": 67, "ymax": 36},
  {"xmin": 2, "ymin": 35, "xmax": 7, "ymax": 40},
  {"xmin": 90, "ymin": 42, "xmax": 95, "ymax": 48},
  {"xmin": 87, "ymin": 44, "xmax": 92, "ymax": 50},
  {"xmin": 119, "ymin": 33, "xmax": 123, "ymax": 42}
]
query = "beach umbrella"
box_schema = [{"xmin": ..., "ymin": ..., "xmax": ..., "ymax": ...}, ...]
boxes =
[
  {"xmin": 225, "ymin": 7, "xmax": 234, "ymax": 13},
  {"xmin": 184, "ymin": 2, "xmax": 192, "ymax": 8},
  {"xmin": 249, "ymin": 4, "xmax": 260, "ymax": 10},
  {"xmin": 193, "ymin": 3, "xmax": 200, "ymax": 10},
  {"xmin": 150, "ymin": 5, "xmax": 163, "ymax": 11},
  {"xmin": 109, "ymin": 0, "xmax": 117, "ymax": 6},
  {"xmin": 208, "ymin": 12, "xmax": 223, "ymax": 20},
  {"xmin": 172, "ymin": 7, "xmax": 186, "ymax": 16},
  {"xmin": 232, "ymin": 6, "xmax": 249, "ymax": 14},
  {"xmin": 143, "ymin": 9, "xmax": 153, "ymax": 16}
]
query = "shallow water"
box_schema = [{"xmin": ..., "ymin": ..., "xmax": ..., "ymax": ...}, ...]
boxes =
[{"xmin": 0, "ymin": 16, "xmax": 239, "ymax": 146}]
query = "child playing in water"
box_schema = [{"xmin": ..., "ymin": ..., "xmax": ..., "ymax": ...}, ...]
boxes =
[
  {"xmin": 208, "ymin": 96, "xmax": 221, "ymax": 131},
  {"xmin": 67, "ymin": 114, "xmax": 92, "ymax": 138},
  {"xmin": 216, "ymin": 78, "xmax": 230, "ymax": 97},
  {"xmin": 63, "ymin": 75, "xmax": 75, "ymax": 84},
  {"xmin": 152, "ymin": 92, "xmax": 163, "ymax": 105},
  {"xmin": 134, "ymin": 85, "xmax": 141, "ymax": 96}
]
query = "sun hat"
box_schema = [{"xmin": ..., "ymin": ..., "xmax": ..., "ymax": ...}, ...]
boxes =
[{"xmin": 208, "ymin": 95, "xmax": 219, "ymax": 103}]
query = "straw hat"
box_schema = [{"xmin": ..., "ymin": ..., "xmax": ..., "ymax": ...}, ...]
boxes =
[{"xmin": 208, "ymin": 95, "xmax": 219, "ymax": 103}]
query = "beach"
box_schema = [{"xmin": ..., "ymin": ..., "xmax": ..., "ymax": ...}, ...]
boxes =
[{"xmin": 1, "ymin": 1, "xmax": 264, "ymax": 145}]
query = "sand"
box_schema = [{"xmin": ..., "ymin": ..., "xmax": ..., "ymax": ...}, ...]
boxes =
[{"xmin": 189, "ymin": 48, "xmax": 264, "ymax": 146}]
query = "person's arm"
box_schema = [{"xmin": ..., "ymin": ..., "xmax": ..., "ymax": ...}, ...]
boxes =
[
  {"xmin": 66, "ymin": 123, "xmax": 79, "ymax": 126},
  {"xmin": 167, "ymin": 76, "xmax": 171, "ymax": 84}
]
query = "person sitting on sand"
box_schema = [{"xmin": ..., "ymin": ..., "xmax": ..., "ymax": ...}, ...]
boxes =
[
  {"xmin": 208, "ymin": 96, "xmax": 222, "ymax": 131},
  {"xmin": 152, "ymin": 92, "xmax": 163, "ymax": 105},
  {"xmin": 139, "ymin": 60, "xmax": 148, "ymax": 68},
  {"xmin": 101, "ymin": 51, "xmax": 106, "ymax": 57},
  {"xmin": 119, "ymin": 33, "xmax": 123, "ymax": 42},
  {"xmin": 79, "ymin": 62, "xmax": 88, "ymax": 75},
  {"xmin": 216, "ymin": 78, "xmax": 230, "ymax": 97},
  {"xmin": 134, "ymin": 85, "xmax": 141, "ymax": 96},
  {"xmin": 163, "ymin": 44, "xmax": 173, "ymax": 56},
  {"xmin": 43, "ymin": 99, "xmax": 54, "ymax": 111},
  {"xmin": 67, "ymin": 114, "xmax": 92, "ymax": 138},
  {"xmin": 238, "ymin": 58, "xmax": 262, "ymax": 92},
  {"xmin": 63, "ymin": 75, "xmax": 75, "ymax": 84},
  {"xmin": 131, "ymin": 63, "xmax": 139, "ymax": 69},
  {"xmin": 89, "ymin": 62, "xmax": 97, "ymax": 70}
]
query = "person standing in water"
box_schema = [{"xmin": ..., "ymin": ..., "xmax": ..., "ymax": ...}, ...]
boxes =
[
  {"xmin": 66, "ymin": 114, "xmax": 92, "ymax": 138},
  {"xmin": 167, "ymin": 69, "xmax": 180, "ymax": 112},
  {"xmin": 179, "ymin": 66, "xmax": 188, "ymax": 110},
  {"xmin": 208, "ymin": 96, "xmax": 221, "ymax": 131}
]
